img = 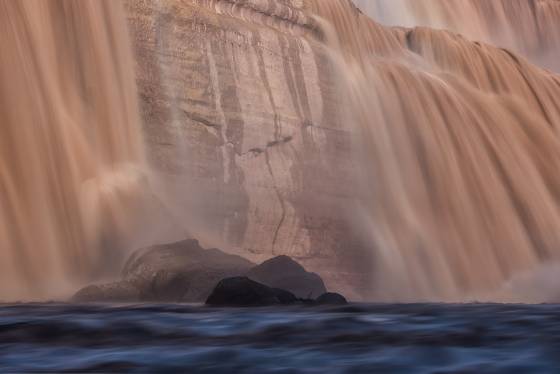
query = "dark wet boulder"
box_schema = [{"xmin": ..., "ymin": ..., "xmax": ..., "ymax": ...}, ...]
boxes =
[
  {"xmin": 247, "ymin": 255, "xmax": 327, "ymax": 299},
  {"xmin": 314, "ymin": 292, "xmax": 348, "ymax": 305},
  {"xmin": 206, "ymin": 277, "xmax": 298, "ymax": 306}
]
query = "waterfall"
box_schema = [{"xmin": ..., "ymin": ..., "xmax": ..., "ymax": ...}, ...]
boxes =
[
  {"xmin": 309, "ymin": 0, "xmax": 560, "ymax": 301},
  {"xmin": 0, "ymin": 0, "xmax": 145, "ymax": 299},
  {"xmin": 354, "ymin": 0, "xmax": 560, "ymax": 71},
  {"xmin": 4, "ymin": 0, "xmax": 560, "ymax": 302}
]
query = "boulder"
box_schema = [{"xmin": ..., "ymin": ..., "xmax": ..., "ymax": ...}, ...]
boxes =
[
  {"xmin": 206, "ymin": 277, "xmax": 298, "ymax": 307},
  {"xmin": 123, "ymin": 239, "xmax": 255, "ymax": 302},
  {"xmin": 72, "ymin": 280, "xmax": 140, "ymax": 303},
  {"xmin": 314, "ymin": 292, "xmax": 348, "ymax": 305},
  {"xmin": 72, "ymin": 240, "xmax": 337, "ymax": 304},
  {"xmin": 73, "ymin": 239, "xmax": 254, "ymax": 303},
  {"xmin": 123, "ymin": 239, "xmax": 254, "ymax": 278},
  {"xmin": 247, "ymin": 255, "xmax": 327, "ymax": 299}
]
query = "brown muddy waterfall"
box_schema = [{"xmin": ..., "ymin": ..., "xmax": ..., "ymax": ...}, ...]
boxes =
[
  {"xmin": 0, "ymin": 0, "xmax": 145, "ymax": 299},
  {"xmin": 311, "ymin": 0, "xmax": 560, "ymax": 301},
  {"xmin": 3, "ymin": 0, "xmax": 560, "ymax": 302},
  {"xmin": 357, "ymin": 0, "xmax": 560, "ymax": 70}
]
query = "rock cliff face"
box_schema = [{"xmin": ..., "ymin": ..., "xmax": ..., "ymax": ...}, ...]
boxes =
[{"xmin": 125, "ymin": 0, "xmax": 370, "ymax": 299}]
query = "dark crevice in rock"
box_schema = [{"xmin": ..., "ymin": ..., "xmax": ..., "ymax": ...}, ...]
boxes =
[
  {"xmin": 267, "ymin": 135, "xmax": 293, "ymax": 147},
  {"xmin": 264, "ymin": 150, "xmax": 286, "ymax": 254},
  {"xmin": 182, "ymin": 110, "xmax": 222, "ymax": 128},
  {"xmin": 238, "ymin": 135, "xmax": 294, "ymax": 157}
]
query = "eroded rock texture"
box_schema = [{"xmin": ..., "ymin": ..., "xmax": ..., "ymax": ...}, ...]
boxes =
[{"xmin": 125, "ymin": 0, "xmax": 370, "ymax": 299}]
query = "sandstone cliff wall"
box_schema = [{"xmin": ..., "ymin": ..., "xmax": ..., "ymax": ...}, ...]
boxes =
[{"xmin": 125, "ymin": 0, "xmax": 369, "ymax": 298}]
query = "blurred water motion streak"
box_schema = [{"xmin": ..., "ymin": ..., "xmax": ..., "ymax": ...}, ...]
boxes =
[
  {"xmin": 310, "ymin": 0, "xmax": 560, "ymax": 301},
  {"xmin": 0, "ymin": 0, "xmax": 145, "ymax": 299}
]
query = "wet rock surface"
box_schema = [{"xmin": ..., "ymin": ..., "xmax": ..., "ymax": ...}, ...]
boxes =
[
  {"xmin": 72, "ymin": 281, "xmax": 140, "ymax": 303},
  {"xmin": 206, "ymin": 277, "xmax": 299, "ymax": 306},
  {"xmin": 204, "ymin": 277, "xmax": 347, "ymax": 307},
  {"xmin": 247, "ymin": 255, "xmax": 327, "ymax": 298},
  {"xmin": 314, "ymin": 292, "xmax": 347, "ymax": 305}
]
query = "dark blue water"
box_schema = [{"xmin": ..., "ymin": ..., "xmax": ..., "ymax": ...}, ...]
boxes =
[{"xmin": 0, "ymin": 303, "xmax": 559, "ymax": 373}]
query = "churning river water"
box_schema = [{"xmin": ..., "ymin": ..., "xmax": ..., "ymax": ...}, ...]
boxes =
[{"xmin": 0, "ymin": 303, "xmax": 559, "ymax": 373}]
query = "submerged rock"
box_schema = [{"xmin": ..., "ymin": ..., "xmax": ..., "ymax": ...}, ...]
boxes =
[
  {"xmin": 314, "ymin": 292, "xmax": 348, "ymax": 305},
  {"xmin": 206, "ymin": 277, "xmax": 298, "ymax": 306},
  {"xmin": 247, "ymin": 255, "xmax": 327, "ymax": 299}
]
